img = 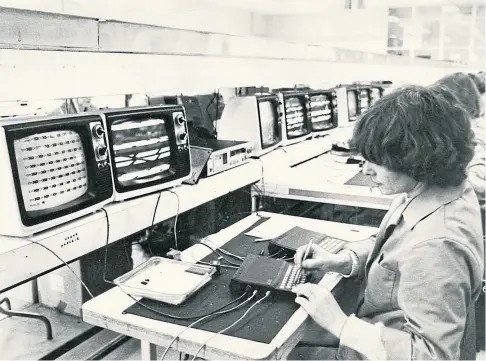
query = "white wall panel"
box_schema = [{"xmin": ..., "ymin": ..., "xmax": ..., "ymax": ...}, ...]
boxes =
[
  {"xmin": 0, "ymin": 0, "xmax": 255, "ymax": 36},
  {"xmin": 0, "ymin": 7, "xmax": 98, "ymax": 49},
  {"xmin": 268, "ymin": 9, "xmax": 389, "ymax": 54}
]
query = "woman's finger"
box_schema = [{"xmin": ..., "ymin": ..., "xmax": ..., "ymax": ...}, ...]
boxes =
[
  {"xmin": 292, "ymin": 283, "xmax": 314, "ymax": 297},
  {"xmin": 295, "ymin": 296, "xmax": 313, "ymax": 313}
]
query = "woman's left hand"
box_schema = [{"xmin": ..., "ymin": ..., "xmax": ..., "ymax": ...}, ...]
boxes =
[{"xmin": 293, "ymin": 283, "xmax": 349, "ymax": 338}]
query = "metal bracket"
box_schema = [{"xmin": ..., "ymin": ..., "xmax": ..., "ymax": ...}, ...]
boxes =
[{"xmin": 0, "ymin": 297, "xmax": 53, "ymax": 340}]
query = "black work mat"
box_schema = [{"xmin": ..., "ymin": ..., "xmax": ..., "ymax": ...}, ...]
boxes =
[
  {"xmin": 344, "ymin": 171, "xmax": 375, "ymax": 187},
  {"xmin": 123, "ymin": 216, "xmax": 304, "ymax": 344}
]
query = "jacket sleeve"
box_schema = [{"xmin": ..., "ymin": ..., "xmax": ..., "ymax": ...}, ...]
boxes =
[
  {"xmin": 339, "ymin": 238, "xmax": 481, "ymax": 360},
  {"xmin": 343, "ymin": 236, "xmax": 375, "ymax": 280}
]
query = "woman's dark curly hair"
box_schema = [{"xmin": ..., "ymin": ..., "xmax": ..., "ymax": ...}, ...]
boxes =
[
  {"xmin": 349, "ymin": 85, "xmax": 474, "ymax": 188},
  {"xmin": 469, "ymin": 72, "xmax": 485, "ymax": 95},
  {"xmin": 434, "ymin": 72, "xmax": 482, "ymax": 118}
]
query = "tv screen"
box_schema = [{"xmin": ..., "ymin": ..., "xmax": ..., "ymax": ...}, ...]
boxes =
[
  {"xmin": 359, "ymin": 89, "xmax": 370, "ymax": 113},
  {"xmin": 347, "ymin": 90, "xmax": 358, "ymax": 119},
  {"xmin": 309, "ymin": 94, "xmax": 334, "ymax": 131},
  {"xmin": 111, "ymin": 117, "xmax": 173, "ymax": 187},
  {"xmin": 284, "ymin": 97, "xmax": 308, "ymax": 138},
  {"xmin": 370, "ymin": 88, "xmax": 382, "ymax": 105},
  {"xmin": 258, "ymin": 100, "xmax": 280, "ymax": 148},
  {"xmin": 14, "ymin": 130, "xmax": 88, "ymax": 212}
]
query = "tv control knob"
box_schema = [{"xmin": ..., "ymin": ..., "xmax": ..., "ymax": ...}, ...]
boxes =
[
  {"xmin": 92, "ymin": 124, "xmax": 105, "ymax": 138},
  {"xmin": 97, "ymin": 145, "xmax": 108, "ymax": 158},
  {"xmin": 178, "ymin": 132, "xmax": 187, "ymax": 142},
  {"xmin": 174, "ymin": 114, "xmax": 186, "ymax": 125}
]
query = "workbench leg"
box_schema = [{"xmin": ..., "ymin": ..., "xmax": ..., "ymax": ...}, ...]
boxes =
[
  {"xmin": 141, "ymin": 340, "xmax": 157, "ymax": 360},
  {"xmin": 251, "ymin": 194, "xmax": 258, "ymax": 213}
]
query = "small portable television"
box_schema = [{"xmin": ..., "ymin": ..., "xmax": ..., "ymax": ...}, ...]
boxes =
[
  {"xmin": 217, "ymin": 94, "xmax": 282, "ymax": 157},
  {"xmin": 335, "ymin": 84, "xmax": 360, "ymax": 127},
  {"xmin": 273, "ymin": 89, "xmax": 312, "ymax": 146},
  {"xmin": 358, "ymin": 86, "xmax": 372, "ymax": 114},
  {"xmin": 369, "ymin": 86, "xmax": 383, "ymax": 105},
  {"xmin": 306, "ymin": 89, "xmax": 338, "ymax": 136},
  {"xmin": 102, "ymin": 105, "xmax": 191, "ymax": 201},
  {"xmin": 0, "ymin": 114, "xmax": 114, "ymax": 237}
]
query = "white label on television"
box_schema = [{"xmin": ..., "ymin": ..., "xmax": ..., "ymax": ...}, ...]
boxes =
[{"xmin": 14, "ymin": 131, "xmax": 88, "ymax": 212}]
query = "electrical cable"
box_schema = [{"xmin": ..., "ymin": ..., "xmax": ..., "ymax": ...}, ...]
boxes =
[
  {"xmin": 29, "ymin": 240, "xmax": 95, "ymax": 299},
  {"xmin": 144, "ymin": 191, "xmax": 164, "ymax": 255},
  {"xmin": 100, "ymin": 207, "xmax": 249, "ymax": 320},
  {"xmin": 256, "ymin": 158, "xmax": 266, "ymax": 212},
  {"xmin": 159, "ymin": 290, "xmax": 257, "ymax": 361},
  {"xmin": 166, "ymin": 189, "xmax": 180, "ymax": 250},
  {"xmin": 195, "ymin": 242, "xmax": 242, "ymax": 267},
  {"xmin": 191, "ymin": 291, "xmax": 272, "ymax": 361},
  {"xmin": 200, "ymin": 237, "xmax": 244, "ymax": 261},
  {"xmin": 196, "ymin": 261, "xmax": 239, "ymax": 270}
]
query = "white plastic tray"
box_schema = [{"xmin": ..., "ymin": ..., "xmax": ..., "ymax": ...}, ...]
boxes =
[{"xmin": 114, "ymin": 257, "xmax": 216, "ymax": 305}]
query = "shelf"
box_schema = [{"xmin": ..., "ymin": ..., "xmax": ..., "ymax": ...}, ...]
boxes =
[{"xmin": 0, "ymin": 162, "xmax": 262, "ymax": 293}]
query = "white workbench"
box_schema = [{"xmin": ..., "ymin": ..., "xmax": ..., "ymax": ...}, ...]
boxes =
[
  {"xmin": 0, "ymin": 162, "xmax": 262, "ymax": 293},
  {"xmin": 253, "ymin": 151, "xmax": 393, "ymax": 211},
  {"xmin": 82, "ymin": 212, "xmax": 378, "ymax": 360}
]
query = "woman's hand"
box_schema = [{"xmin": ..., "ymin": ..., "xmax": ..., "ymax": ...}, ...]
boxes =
[
  {"xmin": 293, "ymin": 283, "xmax": 349, "ymax": 338},
  {"xmin": 294, "ymin": 244, "xmax": 352, "ymax": 274}
]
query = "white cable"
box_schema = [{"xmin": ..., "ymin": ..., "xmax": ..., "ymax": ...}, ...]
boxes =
[
  {"xmin": 191, "ymin": 291, "xmax": 271, "ymax": 361},
  {"xmin": 160, "ymin": 291, "xmax": 257, "ymax": 361},
  {"xmin": 29, "ymin": 240, "xmax": 94, "ymax": 298},
  {"xmin": 167, "ymin": 189, "xmax": 180, "ymax": 250},
  {"xmin": 201, "ymin": 237, "xmax": 245, "ymax": 261}
]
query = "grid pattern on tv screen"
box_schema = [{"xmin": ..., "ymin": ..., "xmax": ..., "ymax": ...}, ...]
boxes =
[
  {"xmin": 14, "ymin": 131, "xmax": 88, "ymax": 212},
  {"xmin": 284, "ymin": 97, "xmax": 307, "ymax": 137},
  {"xmin": 112, "ymin": 118, "xmax": 173, "ymax": 186},
  {"xmin": 359, "ymin": 90, "xmax": 370, "ymax": 113},
  {"xmin": 309, "ymin": 94, "xmax": 333, "ymax": 130}
]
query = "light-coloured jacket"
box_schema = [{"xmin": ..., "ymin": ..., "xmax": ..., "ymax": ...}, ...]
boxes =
[{"xmin": 337, "ymin": 182, "xmax": 484, "ymax": 360}]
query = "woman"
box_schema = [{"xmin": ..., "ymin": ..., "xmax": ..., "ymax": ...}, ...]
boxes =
[
  {"xmin": 291, "ymin": 85, "xmax": 484, "ymax": 360},
  {"xmin": 434, "ymin": 72, "xmax": 485, "ymax": 222}
]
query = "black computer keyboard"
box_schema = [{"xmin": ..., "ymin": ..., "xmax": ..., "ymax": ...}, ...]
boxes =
[
  {"xmin": 268, "ymin": 226, "xmax": 347, "ymax": 256},
  {"xmin": 230, "ymin": 254, "xmax": 309, "ymax": 295},
  {"xmin": 318, "ymin": 236, "xmax": 347, "ymax": 254}
]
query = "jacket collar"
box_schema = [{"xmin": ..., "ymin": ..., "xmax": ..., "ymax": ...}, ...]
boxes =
[{"xmin": 402, "ymin": 182, "xmax": 466, "ymax": 230}]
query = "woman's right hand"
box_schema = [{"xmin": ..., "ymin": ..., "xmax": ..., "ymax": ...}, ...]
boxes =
[{"xmin": 294, "ymin": 244, "xmax": 352, "ymax": 274}]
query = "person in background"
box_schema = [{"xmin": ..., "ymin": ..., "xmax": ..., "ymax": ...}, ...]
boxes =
[
  {"xmin": 434, "ymin": 72, "xmax": 485, "ymax": 229},
  {"xmin": 290, "ymin": 85, "xmax": 483, "ymax": 360},
  {"xmin": 469, "ymin": 72, "xmax": 486, "ymax": 116}
]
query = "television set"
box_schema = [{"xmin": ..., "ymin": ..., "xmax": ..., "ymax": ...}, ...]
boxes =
[
  {"xmin": 102, "ymin": 105, "xmax": 191, "ymax": 201},
  {"xmin": 0, "ymin": 114, "xmax": 114, "ymax": 236},
  {"xmin": 335, "ymin": 85, "xmax": 360, "ymax": 127},
  {"xmin": 275, "ymin": 91, "xmax": 312, "ymax": 146},
  {"xmin": 307, "ymin": 90, "xmax": 338, "ymax": 136},
  {"xmin": 370, "ymin": 86, "xmax": 383, "ymax": 105},
  {"xmin": 358, "ymin": 87, "xmax": 372, "ymax": 114},
  {"xmin": 217, "ymin": 94, "xmax": 282, "ymax": 157}
]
